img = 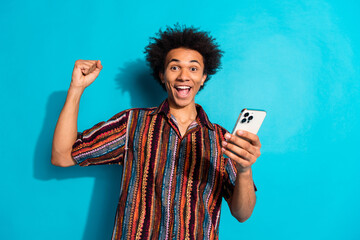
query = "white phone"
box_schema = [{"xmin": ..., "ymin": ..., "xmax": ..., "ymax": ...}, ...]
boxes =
[{"xmin": 232, "ymin": 108, "xmax": 267, "ymax": 135}]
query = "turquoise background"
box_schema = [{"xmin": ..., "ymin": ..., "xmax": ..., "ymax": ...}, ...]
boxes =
[{"xmin": 1, "ymin": 0, "xmax": 359, "ymax": 239}]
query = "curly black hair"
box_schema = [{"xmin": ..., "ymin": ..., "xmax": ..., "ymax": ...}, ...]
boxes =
[{"xmin": 144, "ymin": 24, "xmax": 223, "ymax": 91}]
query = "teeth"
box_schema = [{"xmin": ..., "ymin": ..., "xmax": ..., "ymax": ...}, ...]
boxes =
[{"xmin": 176, "ymin": 86, "xmax": 190, "ymax": 90}]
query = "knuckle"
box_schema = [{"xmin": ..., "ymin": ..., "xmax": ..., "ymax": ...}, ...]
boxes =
[
  {"xmin": 75, "ymin": 60, "xmax": 84, "ymax": 68},
  {"xmin": 242, "ymin": 161, "xmax": 250, "ymax": 168},
  {"xmin": 229, "ymin": 134, "xmax": 235, "ymax": 142},
  {"xmin": 255, "ymin": 149, "xmax": 261, "ymax": 158},
  {"xmin": 247, "ymin": 152, "xmax": 253, "ymax": 160},
  {"xmin": 241, "ymin": 149, "xmax": 249, "ymax": 158},
  {"xmin": 237, "ymin": 160, "xmax": 245, "ymax": 168},
  {"xmin": 226, "ymin": 142, "xmax": 233, "ymax": 151}
]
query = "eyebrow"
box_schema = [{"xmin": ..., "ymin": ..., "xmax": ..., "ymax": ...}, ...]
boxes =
[{"xmin": 168, "ymin": 58, "xmax": 201, "ymax": 65}]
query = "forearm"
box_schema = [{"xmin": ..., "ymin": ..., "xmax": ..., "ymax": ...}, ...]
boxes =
[
  {"xmin": 51, "ymin": 87, "xmax": 84, "ymax": 167},
  {"xmin": 229, "ymin": 168, "xmax": 256, "ymax": 222}
]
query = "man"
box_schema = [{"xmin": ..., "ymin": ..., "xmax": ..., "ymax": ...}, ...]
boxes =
[{"xmin": 52, "ymin": 25, "xmax": 261, "ymax": 240}]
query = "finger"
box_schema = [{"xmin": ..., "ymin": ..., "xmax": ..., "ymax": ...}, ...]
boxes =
[
  {"xmin": 81, "ymin": 60, "xmax": 97, "ymax": 65},
  {"xmin": 88, "ymin": 60, "xmax": 102, "ymax": 75},
  {"xmin": 81, "ymin": 62, "xmax": 96, "ymax": 74},
  {"xmin": 222, "ymin": 141, "xmax": 255, "ymax": 162},
  {"xmin": 224, "ymin": 133, "xmax": 258, "ymax": 155},
  {"xmin": 73, "ymin": 61, "xmax": 88, "ymax": 78},
  {"xmin": 222, "ymin": 147, "xmax": 253, "ymax": 169},
  {"xmin": 89, "ymin": 61, "xmax": 98, "ymax": 73},
  {"xmin": 75, "ymin": 60, "xmax": 97, "ymax": 73},
  {"xmin": 85, "ymin": 60, "xmax": 102, "ymax": 74},
  {"xmin": 84, "ymin": 61, "xmax": 102, "ymax": 82},
  {"xmin": 75, "ymin": 60, "xmax": 95, "ymax": 68},
  {"xmin": 236, "ymin": 130, "xmax": 261, "ymax": 147},
  {"xmin": 75, "ymin": 62, "xmax": 91, "ymax": 74}
]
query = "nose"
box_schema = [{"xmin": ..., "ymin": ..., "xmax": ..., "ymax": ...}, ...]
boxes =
[{"xmin": 177, "ymin": 69, "xmax": 190, "ymax": 81}]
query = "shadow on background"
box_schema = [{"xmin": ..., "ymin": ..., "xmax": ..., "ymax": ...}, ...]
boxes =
[
  {"xmin": 115, "ymin": 58, "xmax": 167, "ymax": 108},
  {"xmin": 33, "ymin": 90, "xmax": 122, "ymax": 240},
  {"xmin": 33, "ymin": 59, "xmax": 166, "ymax": 240}
]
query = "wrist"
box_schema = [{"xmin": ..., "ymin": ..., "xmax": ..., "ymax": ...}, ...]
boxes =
[
  {"xmin": 68, "ymin": 85, "xmax": 85, "ymax": 96},
  {"xmin": 236, "ymin": 167, "xmax": 252, "ymax": 177},
  {"xmin": 66, "ymin": 86, "xmax": 85, "ymax": 105}
]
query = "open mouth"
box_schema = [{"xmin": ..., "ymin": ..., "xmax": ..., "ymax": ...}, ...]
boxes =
[{"xmin": 175, "ymin": 86, "xmax": 191, "ymax": 97}]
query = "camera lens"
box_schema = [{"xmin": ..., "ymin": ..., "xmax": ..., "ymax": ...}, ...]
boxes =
[
  {"xmin": 248, "ymin": 116, "xmax": 253, "ymax": 120},
  {"xmin": 244, "ymin": 112, "xmax": 249, "ymax": 117},
  {"xmin": 241, "ymin": 118, "xmax": 247, "ymax": 123}
]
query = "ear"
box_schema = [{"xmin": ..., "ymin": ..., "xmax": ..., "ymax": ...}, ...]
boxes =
[
  {"xmin": 201, "ymin": 74, "xmax": 207, "ymax": 86},
  {"xmin": 159, "ymin": 72, "xmax": 165, "ymax": 84}
]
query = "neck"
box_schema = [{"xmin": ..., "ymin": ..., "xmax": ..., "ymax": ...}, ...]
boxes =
[{"xmin": 168, "ymin": 100, "xmax": 197, "ymax": 124}]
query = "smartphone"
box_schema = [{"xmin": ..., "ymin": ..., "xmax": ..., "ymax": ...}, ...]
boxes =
[{"xmin": 232, "ymin": 108, "xmax": 267, "ymax": 135}]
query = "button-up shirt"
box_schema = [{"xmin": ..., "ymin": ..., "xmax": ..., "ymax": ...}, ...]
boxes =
[{"xmin": 71, "ymin": 99, "xmax": 238, "ymax": 240}]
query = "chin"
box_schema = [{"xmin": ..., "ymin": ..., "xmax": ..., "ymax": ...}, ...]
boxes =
[{"xmin": 169, "ymin": 96, "xmax": 194, "ymax": 109}]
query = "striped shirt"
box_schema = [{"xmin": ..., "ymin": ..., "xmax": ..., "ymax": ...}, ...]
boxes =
[{"xmin": 71, "ymin": 99, "xmax": 238, "ymax": 240}]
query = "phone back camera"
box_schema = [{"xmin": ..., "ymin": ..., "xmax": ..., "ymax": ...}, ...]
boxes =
[{"xmin": 241, "ymin": 112, "xmax": 254, "ymax": 124}]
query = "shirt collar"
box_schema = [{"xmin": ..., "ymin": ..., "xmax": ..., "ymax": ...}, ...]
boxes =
[{"xmin": 149, "ymin": 99, "xmax": 215, "ymax": 131}]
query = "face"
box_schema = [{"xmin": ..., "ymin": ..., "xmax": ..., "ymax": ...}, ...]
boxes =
[{"xmin": 159, "ymin": 48, "xmax": 207, "ymax": 109}]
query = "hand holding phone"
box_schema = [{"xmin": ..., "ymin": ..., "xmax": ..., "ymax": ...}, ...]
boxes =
[
  {"xmin": 232, "ymin": 108, "xmax": 266, "ymax": 136},
  {"xmin": 223, "ymin": 108, "xmax": 265, "ymax": 173}
]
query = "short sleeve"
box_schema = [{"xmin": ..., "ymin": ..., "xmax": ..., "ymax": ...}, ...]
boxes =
[
  {"xmin": 71, "ymin": 110, "xmax": 129, "ymax": 166},
  {"xmin": 222, "ymin": 158, "xmax": 257, "ymax": 202},
  {"xmin": 222, "ymin": 158, "xmax": 238, "ymax": 201}
]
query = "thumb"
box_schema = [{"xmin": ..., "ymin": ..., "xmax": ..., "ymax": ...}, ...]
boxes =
[{"xmin": 96, "ymin": 60, "xmax": 103, "ymax": 71}]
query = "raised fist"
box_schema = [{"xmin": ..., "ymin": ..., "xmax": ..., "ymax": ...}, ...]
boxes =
[{"xmin": 71, "ymin": 60, "xmax": 103, "ymax": 90}]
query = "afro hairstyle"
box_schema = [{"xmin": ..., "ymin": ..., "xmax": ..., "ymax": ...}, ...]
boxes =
[{"xmin": 144, "ymin": 24, "xmax": 223, "ymax": 91}]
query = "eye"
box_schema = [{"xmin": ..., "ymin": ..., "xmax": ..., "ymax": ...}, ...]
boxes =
[
  {"xmin": 190, "ymin": 67, "xmax": 198, "ymax": 72},
  {"xmin": 170, "ymin": 66, "xmax": 179, "ymax": 71}
]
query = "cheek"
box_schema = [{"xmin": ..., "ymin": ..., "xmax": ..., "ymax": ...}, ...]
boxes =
[{"xmin": 164, "ymin": 81, "xmax": 173, "ymax": 93}]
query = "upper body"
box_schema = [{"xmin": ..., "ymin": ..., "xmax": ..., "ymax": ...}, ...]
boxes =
[
  {"xmin": 51, "ymin": 25, "xmax": 261, "ymax": 239},
  {"xmin": 72, "ymin": 99, "xmax": 240, "ymax": 239}
]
